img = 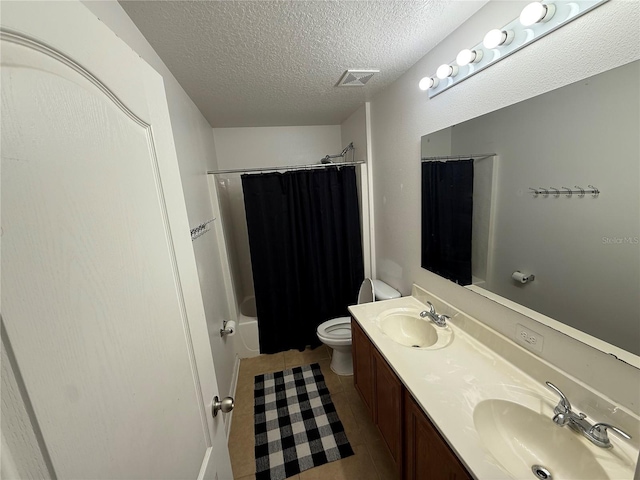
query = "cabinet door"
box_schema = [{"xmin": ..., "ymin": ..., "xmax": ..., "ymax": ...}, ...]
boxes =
[
  {"xmin": 352, "ymin": 319, "xmax": 374, "ymax": 416},
  {"xmin": 404, "ymin": 390, "xmax": 471, "ymax": 480},
  {"xmin": 373, "ymin": 348, "xmax": 403, "ymax": 466}
]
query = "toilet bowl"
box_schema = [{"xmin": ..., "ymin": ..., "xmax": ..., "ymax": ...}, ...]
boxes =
[{"xmin": 316, "ymin": 278, "xmax": 400, "ymax": 375}]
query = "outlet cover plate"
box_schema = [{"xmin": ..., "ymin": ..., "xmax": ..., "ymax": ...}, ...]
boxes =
[{"xmin": 515, "ymin": 323, "xmax": 544, "ymax": 353}]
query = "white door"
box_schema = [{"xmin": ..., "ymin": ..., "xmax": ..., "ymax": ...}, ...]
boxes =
[{"xmin": 0, "ymin": 2, "xmax": 233, "ymax": 479}]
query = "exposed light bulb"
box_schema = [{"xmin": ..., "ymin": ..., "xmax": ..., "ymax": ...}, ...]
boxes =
[
  {"xmin": 418, "ymin": 76, "xmax": 438, "ymax": 90},
  {"xmin": 456, "ymin": 49, "xmax": 484, "ymax": 67},
  {"xmin": 436, "ymin": 64, "xmax": 458, "ymax": 80},
  {"xmin": 483, "ymin": 29, "xmax": 514, "ymax": 49},
  {"xmin": 520, "ymin": 2, "xmax": 556, "ymax": 26}
]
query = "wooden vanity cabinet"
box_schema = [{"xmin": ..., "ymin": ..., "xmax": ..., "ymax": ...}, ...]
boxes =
[
  {"xmin": 372, "ymin": 347, "xmax": 403, "ymax": 464},
  {"xmin": 352, "ymin": 319, "xmax": 403, "ymax": 471},
  {"xmin": 352, "ymin": 319, "xmax": 374, "ymax": 416},
  {"xmin": 351, "ymin": 318, "xmax": 472, "ymax": 480},
  {"xmin": 404, "ymin": 390, "xmax": 472, "ymax": 480}
]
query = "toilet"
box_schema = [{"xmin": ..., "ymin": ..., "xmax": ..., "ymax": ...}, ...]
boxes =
[{"xmin": 316, "ymin": 279, "xmax": 401, "ymax": 375}]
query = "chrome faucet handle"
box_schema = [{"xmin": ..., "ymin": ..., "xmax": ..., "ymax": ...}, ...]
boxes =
[
  {"xmin": 552, "ymin": 411, "xmax": 571, "ymax": 426},
  {"xmin": 545, "ymin": 381, "xmax": 572, "ymax": 413},
  {"xmin": 589, "ymin": 423, "xmax": 632, "ymax": 447},
  {"xmin": 426, "ymin": 301, "xmax": 436, "ymax": 314},
  {"xmin": 432, "ymin": 313, "xmax": 449, "ymax": 328}
]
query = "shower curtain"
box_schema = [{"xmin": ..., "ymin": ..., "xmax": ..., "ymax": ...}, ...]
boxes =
[
  {"xmin": 421, "ymin": 159, "xmax": 474, "ymax": 285},
  {"xmin": 242, "ymin": 166, "xmax": 364, "ymax": 354}
]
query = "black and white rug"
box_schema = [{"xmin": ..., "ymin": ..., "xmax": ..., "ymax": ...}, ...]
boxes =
[{"xmin": 254, "ymin": 363, "xmax": 354, "ymax": 480}]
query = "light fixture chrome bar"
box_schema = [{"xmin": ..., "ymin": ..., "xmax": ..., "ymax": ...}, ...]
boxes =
[
  {"xmin": 208, "ymin": 160, "xmax": 365, "ymax": 175},
  {"xmin": 421, "ymin": 153, "xmax": 496, "ymax": 162},
  {"xmin": 427, "ymin": 0, "xmax": 609, "ymax": 98}
]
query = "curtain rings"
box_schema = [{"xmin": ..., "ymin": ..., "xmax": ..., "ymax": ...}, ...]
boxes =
[
  {"xmin": 529, "ymin": 187, "xmax": 539, "ymax": 197},
  {"xmin": 588, "ymin": 185, "xmax": 600, "ymax": 198},
  {"xmin": 562, "ymin": 187, "xmax": 572, "ymax": 198},
  {"xmin": 550, "ymin": 187, "xmax": 560, "ymax": 198},
  {"xmin": 575, "ymin": 185, "xmax": 585, "ymax": 198}
]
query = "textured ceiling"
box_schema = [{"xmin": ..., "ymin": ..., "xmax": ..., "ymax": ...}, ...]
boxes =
[{"xmin": 120, "ymin": 1, "xmax": 486, "ymax": 127}]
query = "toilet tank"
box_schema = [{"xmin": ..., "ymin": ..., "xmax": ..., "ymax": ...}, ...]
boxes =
[{"xmin": 373, "ymin": 280, "xmax": 401, "ymax": 301}]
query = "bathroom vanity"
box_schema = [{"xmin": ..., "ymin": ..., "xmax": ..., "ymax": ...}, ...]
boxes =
[
  {"xmin": 348, "ymin": 285, "xmax": 640, "ymax": 480},
  {"xmin": 353, "ymin": 318, "xmax": 470, "ymax": 478}
]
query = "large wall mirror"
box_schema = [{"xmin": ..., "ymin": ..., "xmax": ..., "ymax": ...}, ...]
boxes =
[{"xmin": 421, "ymin": 60, "xmax": 639, "ymax": 356}]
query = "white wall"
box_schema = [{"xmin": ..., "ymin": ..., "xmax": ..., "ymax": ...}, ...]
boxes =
[
  {"xmin": 82, "ymin": 1, "xmax": 237, "ymax": 404},
  {"xmin": 212, "ymin": 126, "xmax": 342, "ymax": 302},
  {"xmin": 369, "ymin": 0, "xmax": 640, "ymax": 412},
  {"xmin": 214, "ymin": 126, "xmax": 342, "ymax": 170},
  {"xmin": 341, "ymin": 105, "xmax": 373, "ymax": 274},
  {"xmin": 340, "ymin": 105, "xmax": 367, "ymax": 162}
]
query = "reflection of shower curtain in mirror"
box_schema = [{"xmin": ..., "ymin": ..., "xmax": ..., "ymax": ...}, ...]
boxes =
[
  {"xmin": 242, "ymin": 167, "xmax": 364, "ymax": 354},
  {"xmin": 421, "ymin": 160, "xmax": 473, "ymax": 285}
]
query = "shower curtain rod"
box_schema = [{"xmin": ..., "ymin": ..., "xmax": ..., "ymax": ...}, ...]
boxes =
[
  {"xmin": 207, "ymin": 160, "xmax": 365, "ymax": 175},
  {"xmin": 421, "ymin": 153, "xmax": 496, "ymax": 162}
]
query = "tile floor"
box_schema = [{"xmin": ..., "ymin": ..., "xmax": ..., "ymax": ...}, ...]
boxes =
[{"xmin": 229, "ymin": 345, "xmax": 400, "ymax": 480}]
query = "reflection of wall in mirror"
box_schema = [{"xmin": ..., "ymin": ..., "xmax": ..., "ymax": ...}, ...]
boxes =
[{"xmin": 444, "ymin": 61, "xmax": 639, "ymax": 354}]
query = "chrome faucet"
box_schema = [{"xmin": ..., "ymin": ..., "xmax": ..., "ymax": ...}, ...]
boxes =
[
  {"xmin": 545, "ymin": 381, "xmax": 632, "ymax": 448},
  {"xmin": 420, "ymin": 301, "xmax": 449, "ymax": 328}
]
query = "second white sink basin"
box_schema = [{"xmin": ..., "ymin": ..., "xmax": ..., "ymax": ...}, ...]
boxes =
[
  {"xmin": 376, "ymin": 308, "xmax": 453, "ymax": 349},
  {"xmin": 473, "ymin": 399, "xmax": 635, "ymax": 480}
]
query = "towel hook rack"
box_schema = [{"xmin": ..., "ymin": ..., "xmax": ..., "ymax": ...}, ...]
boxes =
[{"xmin": 530, "ymin": 185, "xmax": 599, "ymax": 199}]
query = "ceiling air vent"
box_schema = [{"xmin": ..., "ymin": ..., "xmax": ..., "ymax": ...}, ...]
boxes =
[{"xmin": 336, "ymin": 69, "xmax": 380, "ymax": 87}]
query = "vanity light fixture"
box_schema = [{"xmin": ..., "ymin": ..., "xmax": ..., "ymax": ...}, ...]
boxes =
[
  {"xmin": 483, "ymin": 29, "xmax": 514, "ymax": 49},
  {"xmin": 418, "ymin": 76, "xmax": 439, "ymax": 90},
  {"xmin": 456, "ymin": 49, "xmax": 483, "ymax": 67},
  {"xmin": 436, "ymin": 64, "xmax": 458, "ymax": 80},
  {"xmin": 520, "ymin": 2, "xmax": 556, "ymax": 26},
  {"xmin": 421, "ymin": 0, "xmax": 608, "ymax": 98}
]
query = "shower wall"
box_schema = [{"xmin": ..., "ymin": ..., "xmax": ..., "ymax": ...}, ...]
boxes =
[
  {"xmin": 215, "ymin": 174, "xmax": 254, "ymax": 303},
  {"xmin": 213, "ymin": 126, "xmax": 343, "ymax": 305}
]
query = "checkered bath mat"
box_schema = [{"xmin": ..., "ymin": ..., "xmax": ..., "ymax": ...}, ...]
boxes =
[{"xmin": 254, "ymin": 363, "xmax": 354, "ymax": 479}]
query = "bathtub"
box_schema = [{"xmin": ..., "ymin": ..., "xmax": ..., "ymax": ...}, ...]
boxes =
[{"xmin": 235, "ymin": 296, "xmax": 260, "ymax": 358}]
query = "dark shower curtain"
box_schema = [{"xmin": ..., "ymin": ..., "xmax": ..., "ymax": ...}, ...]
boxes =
[
  {"xmin": 242, "ymin": 166, "xmax": 364, "ymax": 354},
  {"xmin": 421, "ymin": 160, "xmax": 473, "ymax": 285}
]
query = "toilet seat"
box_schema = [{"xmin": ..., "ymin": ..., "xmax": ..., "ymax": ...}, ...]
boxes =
[
  {"xmin": 315, "ymin": 279, "xmax": 400, "ymax": 375},
  {"xmin": 316, "ymin": 316, "xmax": 351, "ymax": 346}
]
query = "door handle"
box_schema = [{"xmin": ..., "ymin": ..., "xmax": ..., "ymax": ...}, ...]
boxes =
[{"xmin": 212, "ymin": 396, "xmax": 234, "ymax": 417}]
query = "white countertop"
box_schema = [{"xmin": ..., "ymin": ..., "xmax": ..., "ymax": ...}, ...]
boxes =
[{"xmin": 348, "ymin": 288, "xmax": 639, "ymax": 480}]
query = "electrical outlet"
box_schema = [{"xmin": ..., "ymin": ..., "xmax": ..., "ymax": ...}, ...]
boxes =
[{"xmin": 515, "ymin": 324, "xmax": 544, "ymax": 353}]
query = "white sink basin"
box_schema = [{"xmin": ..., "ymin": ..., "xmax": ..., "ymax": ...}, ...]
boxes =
[
  {"xmin": 376, "ymin": 308, "xmax": 453, "ymax": 349},
  {"xmin": 474, "ymin": 399, "xmax": 635, "ymax": 480}
]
